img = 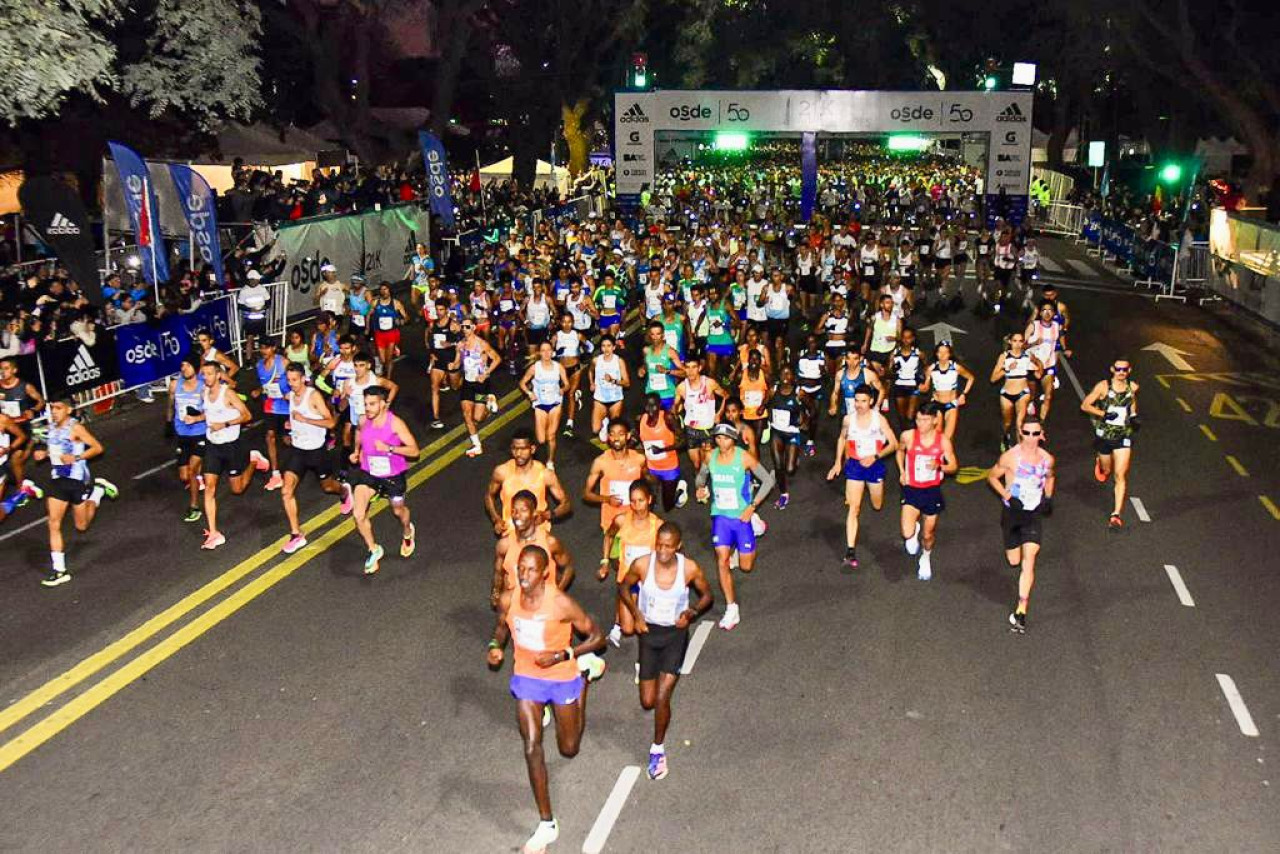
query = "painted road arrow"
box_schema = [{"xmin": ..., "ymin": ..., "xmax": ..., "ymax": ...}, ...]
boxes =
[
  {"xmin": 1142, "ymin": 342, "xmax": 1195, "ymax": 371},
  {"xmin": 918, "ymin": 321, "xmax": 968, "ymax": 347}
]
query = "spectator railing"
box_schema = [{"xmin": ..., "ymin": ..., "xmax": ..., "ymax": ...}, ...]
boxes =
[
  {"xmin": 440, "ymin": 193, "xmax": 611, "ymax": 276},
  {"xmin": 1038, "ymin": 202, "xmax": 1085, "ymax": 238},
  {"xmin": 1203, "ymin": 209, "xmax": 1280, "ymax": 326}
]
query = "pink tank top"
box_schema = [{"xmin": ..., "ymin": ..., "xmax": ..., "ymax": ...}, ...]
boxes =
[{"xmin": 359, "ymin": 412, "xmax": 408, "ymax": 478}]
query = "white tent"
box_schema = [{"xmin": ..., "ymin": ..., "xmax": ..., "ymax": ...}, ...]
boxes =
[{"xmin": 479, "ymin": 157, "xmax": 570, "ymax": 194}]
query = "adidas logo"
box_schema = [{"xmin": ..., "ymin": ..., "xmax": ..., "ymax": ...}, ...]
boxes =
[
  {"xmin": 66, "ymin": 344, "xmax": 102, "ymax": 386},
  {"xmin": 996, "ymin": 102, "xmax": 1027, "ymax": 123},
  {"xmin": 619, "ymin": 103, "xmax": 649, "ymax": 124},
  {"xmin": 48, "ymin": 213, "xmax": 81, "ymax": 236}
]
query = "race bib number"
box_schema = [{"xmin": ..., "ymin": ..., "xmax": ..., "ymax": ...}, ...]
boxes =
[
  {"xmin": 368, "ymin": 454, "xmax": 392, "ymax": 477},
  {"xmin": 511, "ymin": 615, "xmax": 547, "ymax": 652},
  {"xmin": 919, "ymin": 244, "xmax": 930, "ymax": 255},
  {"xmin": 978, "ymin": 244, "xmax": 990, "ymax": 255},
  {"xmin": 602, "ymin": 294, "xmax": 618, "ymax": 310},
  {"xmin": 770, "ymin": 409, "xmax": 792, "ymax": 430},
  {"xmin": 433, "ymin": 333, "xmax": 449, "ymax": 350},
  {"xmin": 744, "ymin": 390, "xmax": 764, "ymax": 410},
  {"xmin": 664, "ymin": 329, "xmax": 680, "ymax": 350},
  {"xmin": 499, "ymin": 299, "xmax": 515, "ymax": 312},
  {"xmin": 649, "ymin": 372, "xmax": 668, "ymax": 391},
  {"xmin": 378, "ymin": 316, "xmax": 394, "ymax": 331},
  {"xmin": 264, "ymin": 384, "xmax": 284, "ymax": 400},
  {"xmin": 912, "ymin": 455, "xmax": 938, "ymax": 482},
  {"xmin": 1106, "ymin": 405, "xmax": 1129, "ymax": 426},
  {"xmin": 0, "ymin": 400, "xmax": 20, "ymax": 417},
  {"xmin": 608, "ymin": 480, "xmax": 631, "ymax": 503},
  {"xmin": 714, "ymin": 486, "xmax": 739, "ymax": 512},
  {"xmin": 854, "ymin": 437, "xmax": 879, "ymax": 459}
]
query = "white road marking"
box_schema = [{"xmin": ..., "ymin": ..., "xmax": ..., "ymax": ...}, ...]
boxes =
[
  {"xmin": 1057, "ymin": 354, "xmax": 1087, "ymax": 402},
  {"xmin": 680, "ymin": 621, "xmax": 714, "ymax": 675},
  {"xmin": 1163, "ymin": 564, "xmax": 1195, "ymax": 607},
  {"xmin": 1065, "ymin": 259, "xmax": 1097, "ymax": 277},
  {"xmin": 132, "ymin": 459, "xmax": 176, "ymax": 480},
  {"xmin": 1215, "ymin": 674, "xmax": 1259, "ymax": 737},
  {"xmin": 1039, "ymin": 256, "xmax": 1063, "ymax": 273},
  {"xmin": 0, "ymin": 515, "xmax": 47, "ymax": 543},
  {"xmin": 1130, "ymin": 497, "xmax": 1151, "ymax": 523},
  {"xmin": 1141, "ymin": 342, "xmax": 1196, "ymax": 371},
  {"xmin": 581, "ymin": 765, "xmax": 642, "ymax": 854}
]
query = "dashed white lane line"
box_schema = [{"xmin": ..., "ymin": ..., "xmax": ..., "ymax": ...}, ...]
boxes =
[
  {"xmin": 581, "ymin": 765, "xmax": 642, "ymax": 854},
  {"xmin": 132, "ymin": 459, "xmax": 177, "ymax": 480},
  {"xmin": 1039, "ymin": 256, "xmax": 1063, "ymax": 273},
  {"xmin": 0, "ymin": 515, "xmax": 47, "ymax": 543},
  {"xmin": 1065, "ymin": 258, "xmax": 1097, "ymax": 277},
  {"xmin": 1215, "ymin": 674, "xmax": 1260, "ymax": 737},
  {"xmin": 680, "ymin": 621, "xmax": 714, "ymax": 675},
  {"xmin": 1057, "ymin": 354, "xmax": 1087, "ymax": 402},
  {"xmin": 1163, "ymin": 565, "xmax": 1195, "ymax": 607},
  {"xmin": 1130, "ymin": 497, "xmax": 1151, "ymax": 523}
]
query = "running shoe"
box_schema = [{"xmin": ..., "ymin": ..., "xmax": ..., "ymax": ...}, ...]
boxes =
[
  {"xmin": 577, "ymin": 652, "xmax": 607, "ymax": 682},
  {"xmin": 263, "ymin": 472, "xmax": 284, "ymax": 492},
  {"xmin": 562, "ymin": 424, "xmax": 575, "ymax": 438},
  {"xmin": 486, "ymin": 393, "xmax": 498, "ymax": 413},
  {"xmin": 340, "ymin": 484, "xmax": 353, "ymax": 515},
  {"xmin": 905, "ymin": 522, "xmax": 921, "ymax": 556},
  {"xmin": 400, "ymin": 523, "xmax": 416, "ymax": 558},
  {"xmin": 201, "ymin": 530, "xmax": 226, "ymax": 550},
  {"xmin": 841, "ymin": 548, "xmax": 858, "ymax": 571},
  {"xmin": 541, "ymin": 705, "xmax": 552, "ymax": 728},
  {"xmin": 20, "ymin": 480, "xmax": 44, "ymax": 501},
  {"xmin": 41, "ymin": 569, "xmax": 71, "ymax": 588},
  {"xmin": 1108, "ymin": 514, "xmax": 1124, "ymax": 531},
  {"xmin": 574, "ymin": 389, "xmax": 583, "ymax": 408},
  {"xmin": 647, "ymin": 751, "xmax": 668, "ymax": 781},
  {"xmin": 363, "ymin": 545, "xmax": 384, "ymax": 575},
  {"xmin": 465, "ymin": 445, "xmax": 483, "ymax": 458},
  {"xmin": 750, "ymin": 513, "xmax": 768, "ymax": 537},
  {"xmin": 774, "ymin": 493, "xmax": 790, "ymax": 510},
  {"xmin": 431, "ymin": 420, "xmax": 445, "ymax": 429},
  {"xmin": 1008, "ymin": 612, "xmax": 1026, "ymax": 634},
  {"xmin": 94, "ymin": 477, "xmax": 119, "ymax": 500},
  {"xmin": 1094, "ymin": 459, "xmax": 1108, "ymax": 483},
  {"xmin": 917, "ymin": 552, "xmax": 933, "ymax": 581},
  {"xmin": 607, "ymin": 624, "xmax": 622, "ymax": 648},
  {"xmin": 718, "ymin": 603, "xmax": 740, "ymax": 631},
  {"xmin": 804, "ymin": 441, "xmax": 816, "ymax": 458},
  {"xmin": 522, "ymin": 818, "xmax": 559, "ymax": 854},
  {"xmin": 282, "ymin": 533, "xmax": 307, "ymax": 555},
  {"xmin": 182, "ymin": 507, "xmax": 203, "ymax": 524},
  {"xmin": 249, "ymin": 450, "xmax": 270, "ymax": 472},
  {"xmin": 675, "ymin": 479, "xmax": 689, "ymax": 508}
]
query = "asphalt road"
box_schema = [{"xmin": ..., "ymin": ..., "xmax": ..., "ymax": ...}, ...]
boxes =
[{"xmin": 1, "ymin": 236, "xmax": 1276, "ymax": 853}]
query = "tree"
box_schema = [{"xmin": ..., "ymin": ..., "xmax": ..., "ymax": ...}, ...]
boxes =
[{"xmin": 0, "ymin": 0, "xmax": 263, "ymax": 129}]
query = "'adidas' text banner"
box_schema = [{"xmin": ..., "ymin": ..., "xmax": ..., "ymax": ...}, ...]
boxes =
[
  {"xmin": 37, "ymin": 329, "xmax": 120, "ymax": 398},
  {"xmin": 16, "ymin": 175, "xmax": 104, "ymax": 303}
]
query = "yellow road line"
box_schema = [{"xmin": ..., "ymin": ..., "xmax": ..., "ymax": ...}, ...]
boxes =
[
  {"xmin": 1260, "ymin": 496, "xmax": 1280, "ymax": 521},
  {"xmin": 1175, "ymin": 397, "xmax": 1192, "ymax": 413},
  {"xmin": 0, "ymin": 388, "xmax": 524, "ymax": 740},
  {"xmin": 1225, "ymin": 455, "xmax": 1249, "ymax": 477},
  {"xmin": 1198, "ymin": 424, "xmax": 1217, "ymax": 442},
  {"xmin": 0, "ymin": 397, "xmax": 532, "ymax": 774}
]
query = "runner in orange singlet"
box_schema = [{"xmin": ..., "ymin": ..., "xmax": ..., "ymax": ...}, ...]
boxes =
[
  {"xmin": 486, "ymin": 428, "xmax": 571, "ymax": 537},
  {"xmin": 492, "ymin": 490, "xmax": 576, "ymax": 608},
  {"xmin": 582, "ymin": 418, "xmax": 648, "ymax": 564},
  {"xmin": 638, "ymin": 393, "xmax": 686, "ymax": 511}
]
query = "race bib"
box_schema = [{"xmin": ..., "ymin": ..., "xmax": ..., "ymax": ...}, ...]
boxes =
[
  {"xmin": 499, "ymin": 299, "xmax": 515, "ymax": 312},
  {"xmin": 863, "ymin": 265, "xmax": 875, "ymax": 277},
  {"xmin": 378, "ymin": 316, "xmax": 394, "ymax": 331},
  {"xmin": 644, "ymin": 441, "xmax": 665, "ymax": 460},
  {"xmin": 854, "ymin": 436, "xmax": 879, "ymax": 459},
  {"xmin": 511, "ymin": 615, "xmax": 547, "ymax": 652},
  {"xmin": 608, "ymin": 480, "xmax": 631, "ymax": 503},
  {"xmin": 0, "ymin": 400, "xmax": 20, "ymax": 417},
  {"xmin": 351, "ymin": 314, "xmax": 366, "ymax": 327},
  {"xmin": 649, "ymin": 371, "xmax": 668, "ymax": 391},
  {"xmin": 664, "ymin": 329, "xmax": 680, "ymax": 350},
  {"xmin": 912, "ymin": 455, "xmax": 938, "ymax": 482},
  {"xmin": 714, "ymin": 486, "xmax": 739, "ymax": 511},
  {"xmin": 368, "ymin": 455, "xmax": 392, "ymax": 477},
  {"xmin": 602, "ymin": 294, "xmax": 618, "ymax": 310},
  {"xmin": 978, "ymin": 244, "xmax": 990, "ymax": 255},
  {"xmin": 624, "ymin": 545, "xmax": 651, "ymax": 567},
  {"xmin": 919, "ymin": 244, "xmax": 930, "ymax": 255},
  {"xmin": 264, "ymin": 384, "xmax": 284, "ymax": 400},
  {"xmin": 646, "ymin": 592, "xmax": 678, "ymax": 625},
  {"xmin": 433, "ymin": 333, "xmax": 449, "ymax": 350},
  {"xmin": 770, "ymin": 409, "xmax": 792, "ymax": 430},
  {"xmin": 744, "ymin": 390, "xmax": 764, "ymax": 410},
  {"xmin": 1106, "ymin": 405, "xmax": 1129, "ymax": 426}
]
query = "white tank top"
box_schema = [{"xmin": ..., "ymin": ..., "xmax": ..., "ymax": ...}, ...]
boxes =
[
  {"xmin": 682, "ymin": 377, "xmax": 717, "ymax": 429},
  {"xmin": 555, "ymin": 330, "xmax": 581, "ymax": 360},
  {"xmin": 532, "ymin": 361, "xmax": 562, "ymax": 405},
  {"xmin": 845, "ymin": 410, "xmax": 886, "ymax": 459},
  {"xmin": 639, "ymin": 553, "xmax": 690, "ymax": 627},
  {"xmin": 204, "ymin": 384, "xmax": 241, "ymax": 445},
  {"xmin": 526, "ymin": 296, "xmax": 551, "ymax": 327},
  {"xmin": 930, "ymin": 361, "xmax": 959, "ymax": 392},
  {"xmin": 1029, "ymin": 321, "xmax": 1060, "ymax": 366},
  {"xmin": 347, "ymin": 375, "xmax": 378, "ymax": 424},
  {"xmin": 871, "ymin": 313, "xmax": 897, "ymax": 353},
  {"xmin": 290, "ymin": 388, "xmax": 328, "ymax": 450}
]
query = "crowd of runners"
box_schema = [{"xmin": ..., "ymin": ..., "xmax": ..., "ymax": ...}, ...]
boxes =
[{"xmin": 0, "ymin": 151, "xmax": 1146, "ymax": 854}]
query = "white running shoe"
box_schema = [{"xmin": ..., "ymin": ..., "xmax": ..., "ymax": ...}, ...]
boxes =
[
  {"xmin": 718, "ymin": 603, "xmax": 740, "ymax": 631},
  {"xmin": 523, "ymin": 818, "xmax": 559, "ymax": 854},
  {"xmin": 607, "ymin": 624, "xmax": 622, "ymax": 647},
  {"xmin": 917, "ymin": 552, "xmax": 933, "ymax": 581},
  {"xmin": 905, "ymin": 522, "xmax": 920, "ymax": 556},
  {"xmin": 675, "ymin": 479, "xmax": 688, "ymax": 508}
]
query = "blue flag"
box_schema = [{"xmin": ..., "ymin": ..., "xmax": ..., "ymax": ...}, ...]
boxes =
[
  {"xmin": 800, "ymin": 132, "xmax": 818, "ymax": 222},
  {"xmin": 107, "ymin": 141, "xmax": 170, "ymax": 285},
  {"xmin": 417, "ymin": 131, "xmax": 455, "ymax": 228},
  {"xmin": 168, "ymin": 164, "xmax": 224, "ymax": 288}
]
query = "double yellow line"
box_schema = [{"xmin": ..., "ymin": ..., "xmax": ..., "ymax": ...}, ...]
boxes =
[{"xmin": 0, "ymin": 388, "xmax": 531, "ymax": 773}]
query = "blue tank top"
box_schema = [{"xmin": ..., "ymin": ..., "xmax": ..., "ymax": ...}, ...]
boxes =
[
  {"xmin": 256, "ymin": 356, "xmax": 290, "ymax": 415},
  {"xmin": 47, "ymin": 420, "xmax": 89, "ymax": 481},
  {"xmin": 348, "ymin": 292, "xmax": 371, "ymax": 317},
  {"xmin": 312, "ymin": 330, "xmax": 338, "ymax": 360},
  {"xmin": 839, "ymin": 366, "xmax": 871, "ymax": 413},
  {"xmin": 372, "ymin": 301, "xmax": 399, "ymax": 332},
  {"xmin": 173, "ymin": 377, "xmax": 207, "ymax": 437}
]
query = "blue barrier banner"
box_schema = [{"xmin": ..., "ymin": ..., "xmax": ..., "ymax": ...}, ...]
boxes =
[
  {"xmin": 1083, "ymin": 213, "xmax": 1102, "ymax": 243},
  {"xmin": 114, "ymin": 301, "xmax": 234, "ymax": 388},
  {"xmin": 417, "ymin": 131, "xmax": 455, "ymax": 228}
]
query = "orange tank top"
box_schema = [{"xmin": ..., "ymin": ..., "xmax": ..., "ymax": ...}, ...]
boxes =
[
  {"xmin": 615, "ymin": 511, "xmax": 662, "ymax": 581},
  {"xmin": 740, "ymin": 370, "xmax": 768, "ymax": 419},
  {"xmin": 638, "ymin": 415, "xmax": 678, "ymax": 472},
  {"xmin": 508, "ymin": 590, "xmax": 577, "ymax": 681},
  {"xmin": 501, "ymin": 529, "xmax": 557, "ymax": 592},
  {"xmin": 597, "ymin": 450, "xmax": 646, "ymax": 530},
  {"xmin": 500, "ymin": 460, "xmax": 548, "ymax": 523}
]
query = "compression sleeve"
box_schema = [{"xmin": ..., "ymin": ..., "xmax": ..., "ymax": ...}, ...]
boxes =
[
  {"xmin": 695, "ymin": 464, "xmax": 710, "ymax": 490},
  {"xmin": 749, "ymin": 463, "xmax": 777, "ymax": 503}
]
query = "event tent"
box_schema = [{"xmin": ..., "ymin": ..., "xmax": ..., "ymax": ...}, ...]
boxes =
[{"xmin": 478, "ymin": 157, "xmax": 570, "ymax": 194}]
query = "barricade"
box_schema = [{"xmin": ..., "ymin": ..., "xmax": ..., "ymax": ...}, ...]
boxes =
[{"xmin": 1039, "ymin": 202, "xmax": 1084, "ymax": 237}]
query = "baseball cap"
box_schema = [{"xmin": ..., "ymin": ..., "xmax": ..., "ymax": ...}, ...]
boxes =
[
  {"xmin": 246, "ymin": 269, "xmax": 262, "ymax": 280},
  {"xmin": 711, "ymin": 423, "xmax": 739, "ymax": 440},
  {"xmin": 320, "ymin": 263, "xmax": 337, "ymax": 273}
]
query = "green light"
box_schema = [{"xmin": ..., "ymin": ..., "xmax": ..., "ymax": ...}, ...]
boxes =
[
  {"xmin": 983, "ymin": 76, "xmax": 998, "ymax": 90},
  {"xmin": 887, "ymin": 135, "xmax": 930, "ymax": 152},
  {"xmin": 713, "ymin": 132, "xmax": 750, "ymax": 152},
  {"xmin": 1159, "ymin": 162, "xmax": 1183, "ymax": 183}
]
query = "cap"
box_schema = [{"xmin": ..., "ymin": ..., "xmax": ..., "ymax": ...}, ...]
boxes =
[
  {"xmin": 711, "ymin": 423, "xmax": 739, "ymax": 440},
  {"xmin": 320, "ymin": 263, "xmax": 337, "ymax": 273},
  {"xmin": 246, "ymin": 270, "xmax": 262, "ymax": 280},
  {"xmin": 752, "ymin": 263, "xmax": 764, "ymax": 272},
  {"xmin": 351, "ymin": 274, "xmax": 366, "ymax": 283}
]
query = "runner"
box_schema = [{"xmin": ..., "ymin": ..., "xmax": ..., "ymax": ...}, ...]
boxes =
[
  {"xmin": 589, "ymin": 335, "xmax": 630, "ymax": 442},
  {"xmin": 919, "ymin": 341, "xmax": 975, "ymax": 442},
  {"xmin": 617, "ymin": 520, "xmax": 714, "ymax": 781},
  {"xmin": 990, "ymin": 332, "xmax": 1044, "ymax": 451},
  {"xmin": 347, "ymin": 385, "xmax": 419, "ymax": 574},
  {"xmin": 486, "ymin": 428, "xmax": 572, "ymax": 537},
  {"xmin": 166, "ymin": 357, "xmax": 208, "ymax": 522},
  {"xmin": 199, "ymin": 361, "xmax": 268, "ymax": 550},
  {"xmin": 639, "ymin": 321, "xmax": 684, "ymax": 412},
  {"xmin": 815, "ymin": 293, "xmax": 853, "ymax": 375},
  {"xmin": 827, "ymin": 347, "xmax": 884, "ymax": 421},
  {"xmin": 863, "ymin": 293, "xmax": 901, "ymax": 377},
  {"xmin": 593, "ymin": 270, "xmax": 627, "ymax": 340},
  {"xmin": 736, "ymin": 348, "xmax": 771, "ymax": 445},
  {"xmin": 486, "ymin": 545, "xmax": 606, "ymax": 854},
  {"xmin": 518, "ymin": 340, "xmax": 569, "ymax": 470},
  {"xmin": 0, "ymin": 412, "xmax": 41, "ymax": 525},
  {"xmin": 0, "ymin": 357, "xmax": 45, "ymax": 485},
  {"xmin": 825, "ymin": 386, "xmax": 898, "ymax": 570},
  {"xmin": 695, "ymin": 423, "xmax": 776, "ymax": 630},
  {"xmin": 523, "ymin": 280, "xmax": 557, "ymax": 359},
  {"xmin": 455, "ymin": 320, "xmax": 502, "ymax": 457},
  {"xmin": 405, "ymin": 242, "xmax": 434, "ymax": 319},
  {"xmin": 888, "ymin": 326, "xmax": 926, "ymax": 428},
  {"xmin": 277, "ymin": 363, "xmax": 351, "ymax": 555},
  {"xmin": 673, "ymin": 354, "xmax": 727, "ymax": 476},
  {"xmin": 986, "ymin": 415, "xmax": 1055, "ymax": 634},
  {"xmin": 602, "ymin": 479, "xmax": 663, "ymax": 646},
  {"xmin": 896, "ymin": 402, "xmax": 959, "ymax": 580},
  {"xmin": 638, "ymin": 393, "xmax": 685, "ymax": 512},
  {"xmin": 341, "ymin": 351, "xmax": 398, "ymax": 451},
  {"xmin": 427, "ymin": 300, "xmax": 462, "ymax": 429},
  {"xmin": 583, "ymin": 417, "xmax": 649, "ymax": 580},
  {"xmin": 369, "ymin": 282, "xmax": 408, "ymax": 379},
  {"xmin": 553, "ymin": 313, "xmax": 589, "ymax": 437},
  {"xmin": 1024, "ymin": 300, "xmax": 1070, "ymax": 424},
  {"xmin": 492, "ymin": 490, "xmax": 575, "ymax": 608},
  {"xmin": 1080, "ymin": 359, "xmax": 1140, "ymax": 530},
  {"xmin": 250, "ymin": 339, "xmax": 290, "ymax": 491},
  {"xmin": 34, "ymin": 396, "xmax": 118, "ymax": 587}
]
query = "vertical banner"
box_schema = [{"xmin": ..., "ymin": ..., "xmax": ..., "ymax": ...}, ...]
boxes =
[
  {"xmin": 107, "ymin": 141, "xmax": 170, "ymax": 285},
  {"xmin": 800, "ymin": 132, "xmax": 818, "ymax": 222},
  {"xmin": 168, "ymin": 164, "xmax": 225, "ymax": 287},
  {"xmin": 417, "ymin": 131, "xmax": 455, "ymax": 228},
  {"xmin": 17, "ymin": 175, "xmax": 104, "ymax": 303}
]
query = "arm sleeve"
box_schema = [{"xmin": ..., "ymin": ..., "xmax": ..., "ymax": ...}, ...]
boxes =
[
  {"xmin": 749, "ymin": 462, "xmax": 777, "ymax": 502},
  {"xmin": 695, "ymin": 463, "xmax": 711, "ymax": 490}
]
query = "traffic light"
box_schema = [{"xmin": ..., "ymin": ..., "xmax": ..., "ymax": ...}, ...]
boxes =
[
  {"xmin": 1159, "ymin": 162, "xmax": 1183, "ymax": 183},
  {"xmin": 630, "ymin": 53, "xmax": 648, "ymax": 89},
  {"xmin": 983, "ymin": 75, "xmax": 998, "ymax": 91}
]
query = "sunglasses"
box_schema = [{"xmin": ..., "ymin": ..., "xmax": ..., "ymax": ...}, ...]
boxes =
[
  {"xmin": 1112, "ymin": 366, "xmax": 1130, "ymax": 372},
  {"xmin": 1021, "ymin": 429, "xmax": 1043, "ymax": 437}
]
